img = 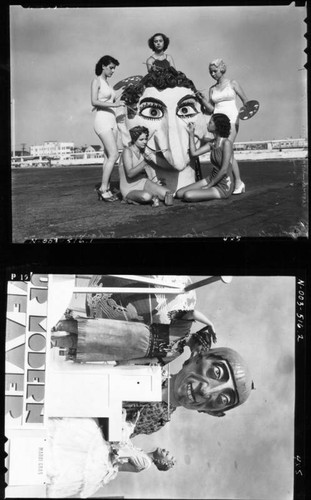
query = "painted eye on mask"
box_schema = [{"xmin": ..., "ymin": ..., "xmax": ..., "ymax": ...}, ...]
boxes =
[
  {"xmin": 139, "ymin": 104, "xmax": 164, "ymax": 120},
  {"xmin": 177, "ymin": 101, "xmax": 199, "ymax": 118},
  {"xmin": 216, "ymin": 393, "xmax": 231, "ymax": 407},
  {"xmin": 213, "ymin": 364, "xmax": 224, "ymax": 379}
]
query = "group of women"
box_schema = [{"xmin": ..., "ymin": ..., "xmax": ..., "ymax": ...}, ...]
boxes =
[{"xmin": 91, "ymin": 32, "xmax": 249, "ymax": 205}]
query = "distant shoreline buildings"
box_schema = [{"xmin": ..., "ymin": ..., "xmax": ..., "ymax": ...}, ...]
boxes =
[{"xmin": 11, "ymin": 138, "xmax": 308, "ymax": 168}]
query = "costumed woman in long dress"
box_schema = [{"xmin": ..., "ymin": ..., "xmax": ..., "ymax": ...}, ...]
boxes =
[
  {"xmin": 197, "ymin": 58, "xmax": 249, "ymax": 194},
  {"xmin": 51, "ymin": 309, "xmax": 216, "ymax": 366},
  {"xmin": 175, "ymin": 113, "xmax": 234, "ymax": 202},
  {"xmin": 51, "ymin": 274, "xmax": 216, "ymax": 365},
  {"xmin": 146, "ymin": 33, "xmax": 175, "ymax": 72},
  {"xmin": 91, "ymin": 55, "xmax": 125, "ymax": 201},
  {"xmin": 119, "ymin": 125, "xmax": 173, "ymax": 206},
  {"xmin": 46, "ymin": 411, "xmax": 175, "ymax": 498}
]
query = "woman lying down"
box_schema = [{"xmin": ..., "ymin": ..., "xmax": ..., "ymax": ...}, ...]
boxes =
[{"xmin": 46, "ymin": 410, "xmax": 176, "ymax": 498}]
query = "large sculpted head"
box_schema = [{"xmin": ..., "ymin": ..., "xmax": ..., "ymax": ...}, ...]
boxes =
[
  {"xmin": 172, "ymin": 347, "xmax": 253, "ymax": 416},
  {"xmin": 116, "ymin": 67, "xmax": 209, "ymax": 191}
]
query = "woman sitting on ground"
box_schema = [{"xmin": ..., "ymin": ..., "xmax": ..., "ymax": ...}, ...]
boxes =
[
  {"xmin": 119, "ymin": 125, "xmax": 173, "ymax": 206},
  {"xmin": 175, "ymin": 113, "xmax": 234, "ymax": 202}
]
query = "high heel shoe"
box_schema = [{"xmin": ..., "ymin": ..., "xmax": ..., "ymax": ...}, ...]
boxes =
[
  {"xmin": 95, "ymin": 187, "xmax": 117, "ymax": 202},
  {"xmin": 233, "ymin": 181, "xmax": 246, "ymax": 195}
]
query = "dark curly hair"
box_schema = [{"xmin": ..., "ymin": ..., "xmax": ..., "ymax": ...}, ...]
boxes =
[
  {"xmin": 212, "ymin": 113, "xmax": 231, "ymax": 138},
  {"xmin": 121, "ymin": 67, "xmax": 198, "ymax": 113},
  {"xmin": 129, "ymin": 126, "xmax": 149, "ymax": 144},
  {"xmin": 148, "ymin": 33, "xmax": 170, "ymax": 52},
  {"xmin": 95, "ymin": 55, "xmax": 120, "ymax": 76}
]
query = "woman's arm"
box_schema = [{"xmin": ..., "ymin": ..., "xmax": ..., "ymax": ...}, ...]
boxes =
[
  {"xmin": 146, "ymin": 56, "xmax": 155, "ymax": 72},
  {"xmin": 182, "ymin": 309, "xmax": 215, "ymax": 330},
  {"xmin": 206, "ymin": 139, "xmax": 233, "ymax": 188},
  {"xmin": 118, "ymin": 453, "xmax": 151, "ymax": 472},
  {"xmin": 196, "ymin": 89, "xmax": 215, "ymax": 115},
  {"xmin": 122, "ymin": 148, "xmax": 147, "ymax": 179},
  {"xmin": 188, "ymin": 124, "xmax": 211, "ymax": 157},
  {"xmin": 91, "ymin": 78, "xmax": 123, "ymax": 109},
  {"xmin": 231, "ymin": 80, "xmax": 249, "ymax": 106},
  {"xmin": 118, "ymin": 460, "xmax": 141, "ymax": 473}
]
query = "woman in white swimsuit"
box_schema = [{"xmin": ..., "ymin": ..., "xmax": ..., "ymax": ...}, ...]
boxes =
[
  {"xmin": 198, "ymin": 59, "xmax": 249, "ymax": 194},
  {"xmin": 91, "ymin": 55, "xmax": 125, "ymax": 201}
]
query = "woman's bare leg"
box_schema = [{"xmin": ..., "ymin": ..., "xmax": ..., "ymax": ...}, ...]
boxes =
[
  {"xmin": 182, "ymin": 186, "xmax": 222, "ymax": 202},
  {"xmin": 98, "ymin": 130, "xmax": 119, "ymax": 195},
  {"xmin": 175, "ymin": 179, "xmax": 208, "ymax": 199},
  {"xmin": 229, "ymin": 122, "xmax": 244, "ymax": 189},
  {"xmin": 144, "ymin": 180, "xmax": 170, "ymax": 200},
  {"xmin": 125, "ymin": 190, "xmax": 153, "ymax": 204}
]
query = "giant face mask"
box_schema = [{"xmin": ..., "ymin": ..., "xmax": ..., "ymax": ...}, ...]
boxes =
[{"xmin": 116, "ymin": 70, "xmax": 209, "ymax": 191}]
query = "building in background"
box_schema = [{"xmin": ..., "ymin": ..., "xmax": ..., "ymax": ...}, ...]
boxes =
[{"xmin": 30, "ymin": 141, "xmax": 74, "ymax": 158}]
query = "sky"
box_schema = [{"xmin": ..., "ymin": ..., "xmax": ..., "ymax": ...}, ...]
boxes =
[
  {"xmin": 63, "ymin": 275, "xmax": 295, "ymax": 500},
  {"xmin": 9, "ymin": 4, "xmax": 307, "ymax": 152}
]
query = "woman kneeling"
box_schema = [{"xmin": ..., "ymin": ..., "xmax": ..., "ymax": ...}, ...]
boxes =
[
  {"xmin": 119, "ymin": 126, "xmax": 172, "ymax": 206},
  {"xmin": 175, "ymin": 113, "xmax": 234, "ymax": 202}
]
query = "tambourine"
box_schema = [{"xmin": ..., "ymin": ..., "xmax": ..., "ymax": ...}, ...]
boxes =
[
  {"xmin": 113, "ymin": 75, "xmax": 143, "ymax": 91},
  {"xmin": 239, "ymin": 100, "xmax": 260, "ymax": 120}
]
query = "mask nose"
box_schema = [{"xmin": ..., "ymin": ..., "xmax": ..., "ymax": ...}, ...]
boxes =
[
  {"xmin": 197, "ymin": 382, "xmax": 211, "ymax": 399},
  {"xmin": 192, "ymin": 380, "xmax": 210, "ymax": 401},
  {"xmin": 194, "ymin": 378, "xmax": 221, "ymax": 400}
]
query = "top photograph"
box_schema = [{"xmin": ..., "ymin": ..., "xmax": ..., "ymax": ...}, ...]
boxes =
[{"xmin": 10, "ymin": 4, "xmax": 308, "ymax": 242}]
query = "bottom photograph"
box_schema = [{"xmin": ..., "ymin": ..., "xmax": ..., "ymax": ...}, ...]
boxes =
[{"xmin": 5, "ymin": 274, "xmax": 298, "ymax": 499}]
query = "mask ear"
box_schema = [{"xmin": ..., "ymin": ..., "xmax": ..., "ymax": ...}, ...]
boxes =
[{"xmin": 198, "ymin": 410, "xmax": 226, "ymax": 417}]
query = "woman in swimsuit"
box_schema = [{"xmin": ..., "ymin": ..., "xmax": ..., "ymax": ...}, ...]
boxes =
[
  {"xmin": 197, "ymin": 59, "xmax": 248, "ymax": 194},
  {"xmin": 119, "ymin": 125, "xmax": 173, "ymax": 206},
  {"xmin": 91, "ymin": 55, "xmax": 125, "ymax": 201},
  {"xmin": 175, "ymin": 113, "xmax": 234, "ymax": 202},
  {"xmin": 146, "ymin": 33, "xmax": 175, "ymax": 72}
]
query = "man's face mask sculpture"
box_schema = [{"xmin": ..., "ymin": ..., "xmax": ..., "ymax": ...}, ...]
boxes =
[{"xmin": 115, "ymin": 69, "xmax": 209, "ymax": 191}]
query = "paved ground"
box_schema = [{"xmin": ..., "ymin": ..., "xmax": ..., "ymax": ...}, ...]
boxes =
[{"xmin": 11, "ymin": 159, "xmax": 308, "ymax": 242}]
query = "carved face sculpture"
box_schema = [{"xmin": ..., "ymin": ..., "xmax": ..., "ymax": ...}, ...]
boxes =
[{"xmin": 116, "ymin": 69, "xmax": 209, "ymax": 191}]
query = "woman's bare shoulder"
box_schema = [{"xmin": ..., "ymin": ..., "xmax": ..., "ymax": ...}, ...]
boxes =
[{"xmin": 91, "ymin": 76, "xmax": 100, "ymax": 86}]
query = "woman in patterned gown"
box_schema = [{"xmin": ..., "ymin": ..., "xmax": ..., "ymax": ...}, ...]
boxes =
[{"xmin": 51, "ymin": 275, "xmax": 216, "ymax": 365}]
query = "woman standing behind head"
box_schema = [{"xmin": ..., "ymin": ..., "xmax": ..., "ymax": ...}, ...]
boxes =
[
  {"xmin": 91, "ymin": 55, "xmax": 125, "ymax": 201},
  {"xmin": 197, "ymin": 58, "xmax": 249, "ymax": 194},
  {"xmin": 146, "ymin": 33, "xmax": 175, "ymax": 72}
]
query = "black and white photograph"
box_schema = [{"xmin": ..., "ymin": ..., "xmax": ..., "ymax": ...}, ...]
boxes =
[
  {"xmin": 9, "ymin": 4, "xmax": 308, "ymax": 241},
  {"xmin": 1, "ymin": 3, "xmax": 309, "ymax": 500},
  {"xmin": 4, "ymin": 273, "xmax": 303, "ymax": 499}
]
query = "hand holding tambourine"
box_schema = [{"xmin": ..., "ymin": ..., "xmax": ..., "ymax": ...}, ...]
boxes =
[{"xmin": 239, "ymin": 100, "xmax": 260, "ymax": 120}]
